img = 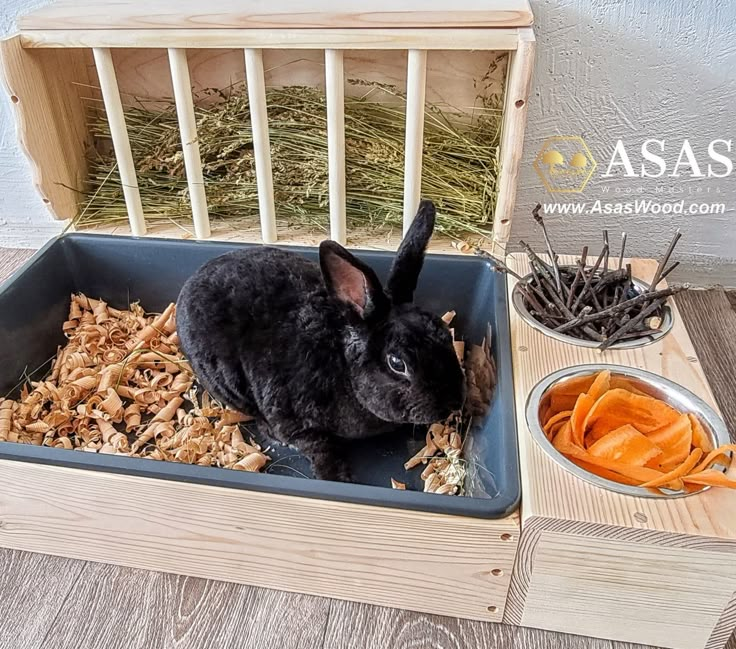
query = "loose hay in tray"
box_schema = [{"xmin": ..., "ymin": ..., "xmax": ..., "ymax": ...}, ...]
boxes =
[
  {"xmin": 0, "ymin": 294, "xmax": 269, "ymax": 471},
  {"xmin": 79, "ymin": 82, "xmax": 502, "ymax": 240},
  {"xmin": 1, "ymin": 297, "xmax": 494, "ymax": 494}
]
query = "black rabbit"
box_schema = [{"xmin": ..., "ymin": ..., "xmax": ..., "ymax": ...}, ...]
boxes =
[{"xmin": 176, "ymin": 200, "xmax": 465, "ymax": 482}]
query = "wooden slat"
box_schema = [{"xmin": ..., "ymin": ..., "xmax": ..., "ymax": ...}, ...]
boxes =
[
  {"xmin": 20, "ymin": 28, "xmax": 522, "ymax": 51},
  {"xmin": 244, "ymin": 48, "xmax": 277, "ymax": 244},
  {"xmin": 92, "ymin": 48, "xmax": 146, "ymax": 237},
  {"xmin": 0, "ymin": 36, "xmax": 92, "ymax": 220},
  {"xmin": 19, "ymin": 0, "xmax": 534, "ymax": 30},
  {"xmin": 0, "ymin": 459, "xmax": 519, "ymax": 624},
  {"xmin": 493, "ymin": 27, "xmax": 535, "ymax": 247},
  {"xmin": 167, "ymin": 48, "xmax": 211, "ymax": 240},
  {"xmin": 402, "ymin": 49, "xmax": 427, "ymax": 235},
  {"xmin": 325, "ymin": 49, "xmax": 347, "ymax": 245}
]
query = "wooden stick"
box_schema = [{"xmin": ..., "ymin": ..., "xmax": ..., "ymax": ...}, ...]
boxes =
[
  {"xmin": 659, "ymin": 261, "xmax": 680, "ymax": 282},
  {"xmin": 402, "ymin": 49, "xmax": 427, "ymax": 235},
  {"xmin": 532, "ymin": 203, "xmax": 561, "ymax": 293},
  {"xmin": 555, "ymin": 285, "xmax": 686, "ymax": 333},
  {"xmin": 92, "ymin": 48, "xmax": 146, "ymax": 237},
  {"xmin": 566, "ymin": 246, "xmax": 588, "ymax": 308},
  {"xmin": 168, "ymin": 48, "xmax": 210, "ymax": 240},
  {"xmin": 600, "ymin": 298, "xmax": 666, "ymax": 351},
  {"xmin": 244, "ymin": 48, "xmax": 277, "ymax": 244},
  {"xmin": 603, "ymin": 230, "xmax": 610, "ymax": 273},
  {"xmin": 618, "ymin": 232, "xmax": 627, "ymax": 270},
  {"xmin": 324, "ymin": 49, "xmax": 347, "ymax": 245},
  {"xmin": 649, "ymin": 230, "xmax": 682, "ymax": 290},
  {"xmin": 570, "ymin": 245, "xmax": 607, "ymax": 313}
]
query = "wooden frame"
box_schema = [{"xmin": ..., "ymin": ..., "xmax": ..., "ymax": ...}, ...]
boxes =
[
  {"xmin": 0, "ymin": 459, "xmax": 520, "ymax": 623},
  {"xmin": 0, "ymin": 2, "xmax": 535, "ymax": 250},
  {"xmin": 504, "ymin": 254, "xmax": 736, "ymax": 649}
]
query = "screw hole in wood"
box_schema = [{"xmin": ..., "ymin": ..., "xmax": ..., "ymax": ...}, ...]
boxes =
[
  {"xmin": 10, "ymin": 95, "xmax": 19, "ymax": 104},
  {"xmin": 515, "ymin": 99, "xmax": 525, "ymax": 108},
  {"xmin": 487, "ymin": 605, "xmax": 499, "ymax": 613},
  {"xmin": 491, "ymin": 568, "xmax": 504, "ymax": 576},
  {"xmin": 500, "ymin": 533, "xmax": 512, "ymax": 541}
]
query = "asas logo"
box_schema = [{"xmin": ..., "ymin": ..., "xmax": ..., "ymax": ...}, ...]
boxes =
[{"xmin": 533, "ymin": 136, "xmax": 597, "ymax": 193}]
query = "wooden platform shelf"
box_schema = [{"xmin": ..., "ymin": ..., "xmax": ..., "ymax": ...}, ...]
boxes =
[{"xmin": 504, "ymin": 254, "xmax": 736, "ymax": 649}]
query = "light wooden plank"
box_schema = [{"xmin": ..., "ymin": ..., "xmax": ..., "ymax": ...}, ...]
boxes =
[
  {"xmin": 244, "ymin": 48, "xmax": 277, "ymax": 244},
  {"xmin": 0, "ymin": 36, "xmax": 92, "ymax": 220},
  {"xmin": 92, "ymin": 48, "xmax": 146, "ymax": 237},
  {"xmin": 493, "ymin": 27, "xmax": 535, "ymax": 247},
  {"xmin": 0, "ymin": 460, "xmax": 519, "ymax": 623},
  {"xmin": 522, "ymin": 531, "xmax": 736, "ymax": 649},
  {"xmin": 19, "ymin": 0, "xmax": 534, "ymax": 30},
  {"xmin": 167, "ymin": 48, "xmax": 211, "ymax": 240},
  {"xmin": 325, "ymin": 49, "xmax": 346, "ymax": 245},
  {"xmin": 402, "ymin": 49, "xmax": 427, "ymax": 235},
  {"xmin": 20, "ymin": 28, "xmax": 522, "ymax": 51},
  {"xmin": 0, "ymin": 549, "xmax": 85, "ymax": 649}
]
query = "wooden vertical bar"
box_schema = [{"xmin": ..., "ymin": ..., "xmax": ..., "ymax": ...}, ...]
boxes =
[
  {"xmin": 92, "ymin": 47, "xmax": 146, "ymax": 236},
  {"xmin": 167, "ymin": 48, "xmax": 210, "ymax": 240},
  {"xmin": 493, "ymin": 27, "xmax": 535, "ymax": 251},
  {"xmin": 402, "ymin": 49, "xmax": 427, "ymax": 236},
  {"xmin": 325, "ymin": 49, "xmax": 347, "ymax": 245},
  {"xmin": 244, "ymin": 48, "xmax": 277, "ymax": 244}
]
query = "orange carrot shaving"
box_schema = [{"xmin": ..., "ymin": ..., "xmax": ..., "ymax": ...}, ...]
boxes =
[
  {"xmin": 647, "ymin": 414, "xmax": 692, "ymax": 470},
  {"xmin": 688, "ymin": 414, "xmax": 714, "ymax": 453},
  {"xmin": 543, "ymin": 410, "xmax": 573, "ymax": 436},
  {"xmin": 540, "ymin": 371, "xmax": 735, "ymax": 494},
  {"xmin": 588, "ymin": 425, "xmax": 663, "ymax": 467},
  {"xmin": 640, "ymin": 448, "xmax": 703, "ymax": 488},
  {"xmin": 682, "ymin": 470, "xmax": 736, "ymax": 489}
]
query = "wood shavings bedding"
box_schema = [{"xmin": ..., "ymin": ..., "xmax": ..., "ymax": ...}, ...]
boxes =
[{"xmin": 0, "ymin": 293, "xmax": 269, "ymax": 472}]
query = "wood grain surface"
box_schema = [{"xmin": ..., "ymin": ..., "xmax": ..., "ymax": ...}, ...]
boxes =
[
  {"xmin": 0, "ymin": 248, "xmax": 733, "ymax": 649},
  {"xmin": 18, "ymin": 0, "xmax": 534, "ymax": 30},
  {"xmin": 0, "ymin": 38, "xmax": 93, "ymax": 221}
]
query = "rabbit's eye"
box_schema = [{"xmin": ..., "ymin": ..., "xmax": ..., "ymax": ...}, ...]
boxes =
[{"xmin": 387, "ymin": 353, "xmax": 408, "ymax": 376}]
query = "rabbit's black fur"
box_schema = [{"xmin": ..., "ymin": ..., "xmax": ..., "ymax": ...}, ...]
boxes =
[{"xmin": 176, "ymin": 200, "xmax": 465, "ymax": 482}]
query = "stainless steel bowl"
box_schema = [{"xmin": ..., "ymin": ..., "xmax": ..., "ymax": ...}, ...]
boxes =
[
  {"xmin": 511, "ymin": 270, "xmax": 674, "ymax": 349},
  {"xmin": 526, "ymin": 364, "xmax": 731, "ymax": 498}
]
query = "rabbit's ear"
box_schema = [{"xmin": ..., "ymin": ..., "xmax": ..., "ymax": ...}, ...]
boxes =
[
  {"xmin": 387, "ymin": 199, "xmax": 435, "ymax": 304},
  {"xmin": 320, "ymin": 241, "xmax": 389, "ymax": 319}
]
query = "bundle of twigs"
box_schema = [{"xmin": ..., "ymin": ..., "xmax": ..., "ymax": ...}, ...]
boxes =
[
  {"xmin": 483, "ymin": 204, "xmax": 689, "ymax": 351},
  {"xmin": 80, "ymin": 82, "xmax": 502, "ymax": 239}
]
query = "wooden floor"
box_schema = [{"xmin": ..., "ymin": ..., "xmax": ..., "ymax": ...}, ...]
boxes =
[{"xmin": 0, "ymin": 247, "xmax": 734, "ymax": 649}]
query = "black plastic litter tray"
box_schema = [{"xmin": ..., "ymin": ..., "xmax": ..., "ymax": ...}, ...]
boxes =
[{"xmin": 0, "ymin": 233, "xmax": 519, "ymax": 519}]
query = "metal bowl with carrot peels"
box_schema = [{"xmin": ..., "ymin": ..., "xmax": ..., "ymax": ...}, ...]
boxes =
[{"xmin": 526, "ymin": 364, "xmax": 734, "ymax": 498}]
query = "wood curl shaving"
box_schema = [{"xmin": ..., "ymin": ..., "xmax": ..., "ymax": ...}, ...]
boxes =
[
  {"xmin": 395, "ymin": 310, "xmax": 495, "ymax": 495},
  {"xmin": 0, "ymin": 293, "xmax": 268, "ymax": 472}
]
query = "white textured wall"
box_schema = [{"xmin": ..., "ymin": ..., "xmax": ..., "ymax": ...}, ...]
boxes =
[
  {"xmin": 513, "ymin": 0, "xmax": 736, "ymax": 286},
  {"xmin": 0, "ymin": 0, "xmax": 62, "ymax": 247},
  {"xmin": 0, "ymin": 0, "xmax": 734, "ymax": 285}
]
